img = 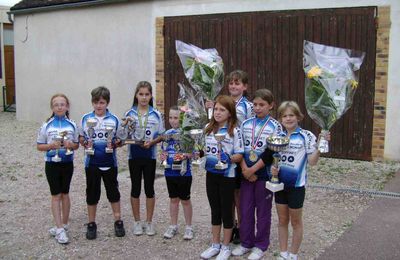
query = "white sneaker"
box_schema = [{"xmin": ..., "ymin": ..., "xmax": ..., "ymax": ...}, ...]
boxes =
[
  {"xmin": 145, "ymin": 222, "xmax": 156, "ymax": 236},
  {"xmin": 49, "ymin": 224, "xmax": 69, "ymax": 236},
  {"xmin": 216, "ymin": 246, "xmax": 231, "ymax": 260},
  {"xmin": 55, "ymin": 229, "xmax": 69, "ymax": 244},
  {"xmin": 248, "ymin": 247, "xmax": 264, "ymax": 260},
  {"xmin": 133, "ymin": 221, "xmax": 143, "ymax": 236},
  {"xmin": 200, "ymin": 244, "xmax": 220, "ymax": 259},
  {"xmin": 183, "ymin": 226, "xmax": 194, "ymax": 240},
  {"xmin": 163, "ymin": 225, "xmax": 178, "ymax": 239},
  {"xmin": 232, "ymin": 245, "xmax": 251, "ymax": 256}
]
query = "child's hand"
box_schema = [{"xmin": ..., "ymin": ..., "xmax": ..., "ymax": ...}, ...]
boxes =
[
  {"xmin": 248, "ymin": 174, "xmax": 258, "ymax": 182},
  {"xmin": 63, "ymin": 140, "xmax": 73, "ymax": 149},
  {"xmin": 318, "ymin": 131, "xmax": 331, "ymax": 142},
  {"xmin": 114, "ymin": 138, "xmax": 123, "ymax": 147},
  {"xmin": 220, "ymin": 152, "xmax": 231, "ymax": 164},
  {"xmin": 160, "ymin": 152, "xmax": 167, "ymax": 161},
  {"xmin": 142, "ymin": 141, "xmax": 152, "ymax": 149},
  {"xmin": 205, "ymin": 100, "xmax": 214, "ymax": 109},
  {"xmin": 84, "ymin": 140, "xmax": 93, "ymax": 149},
  {"xmin": 271, "ymin": 165, "xmax": 279, "ymax": 176},
  {"xmin": 50, "ymin": 140, "xmax": 61, "ymax": 150}
]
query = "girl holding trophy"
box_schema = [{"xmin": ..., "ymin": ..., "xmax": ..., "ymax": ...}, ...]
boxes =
[
  {"xmin": 232, "ymin": 89, "xmax": 282, "ymax": 260},
  {"xmin": 200, "ymin": 95, "xmax": 244, "ymax": 260},
  {"xmin": 271, "ymin": 101, "xmax": 329, "ymax": 260},
  {"xmin": 161, "ymin": 106, "xmax": 194, "ymax": 240},
  {"xmin": 37, "ymin": 94, "xmax": 79, "ymax": 244},
  {"xmin": 124, "ymin": 81, "xmax": 165, "ymax": 236}
]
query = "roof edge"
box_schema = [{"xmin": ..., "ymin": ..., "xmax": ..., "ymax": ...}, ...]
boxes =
[{"xmin": 9, "ymin": 0, "xmax": 130, "ymax": 15}]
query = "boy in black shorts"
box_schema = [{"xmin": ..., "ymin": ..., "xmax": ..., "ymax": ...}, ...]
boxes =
[{"xmin": 79, "ymin": 86, "xmax": 125, "ymax": 239}]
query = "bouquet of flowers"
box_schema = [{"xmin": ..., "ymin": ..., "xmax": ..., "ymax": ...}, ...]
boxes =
[
  {"xmin": 176, "ymin": 83, "xmax": 208, "ymax": 153},
  {"xmin": 176, "ymin": 40, "xmax": 224, "ymax": 118},
  {"xmin": 303, "ymin": 40, "xmax": 365, "ymax": 152}
]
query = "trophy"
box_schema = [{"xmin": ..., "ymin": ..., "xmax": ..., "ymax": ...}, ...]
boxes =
[
  {"xmin": 59, "ymin": 130, "xmax": 73, "ymax": 155},
  {"xmin": 160, "ymin": 133, "xmax": 173, "ymax": 168},
  {"xmin": 133, "ymin": 126, "xmax": 146, "ymax": 145},
  {"xmin": 121, "ymin": 116, "xmax": 136, "ymax": 144},
  {"xmin": 52, "ymin": 134, "xmax": 63, "ymax": 162},
  {"xmin": 214, "ymin": 133, "xmax": 228, "ymax": 170},
  {"xmin": 85, "ymin": 118, "xmax": 98, "ymax": 155},
  {"xmin": 171, "ymin": 133, "xmax": 184, "ymax": 171},
  {"xmin": 189, "ymin": 129, "xmax": 203, "ymax": 166},
  {"xmin": 105, "ymin": 126, "xmax": 114, "ymax": 153},
  {"xmin": 265, "ymin": 135, "xmax": 290, "ymax": 192}
]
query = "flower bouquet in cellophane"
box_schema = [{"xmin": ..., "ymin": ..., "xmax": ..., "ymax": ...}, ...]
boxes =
[
  {"xmin": 303, "ymin": 40, "xmax": 365, "ymax": 153},
  {"xmin": 176, "ymin": 40, "xmax": 224, "ymax": 119}
]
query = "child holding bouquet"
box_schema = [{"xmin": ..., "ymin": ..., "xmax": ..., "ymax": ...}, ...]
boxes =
[
  {"xmin": 205, "ymin": 69, "xmax": 254, "ymax": 243},
  {"xmin": 124, "ymin": 81, "xmax": 165, "ymax": 236},
  {"xmin": 200, "ymin": 95, "xmax": 244, "ymax": 260},
  {"xmin": 37, "ymin": 93, "xmax": 79, "ymax": 244},
  {"xmin": 271, "ymin": 101, "xmax": 329, "ymax": 260},
  {"xmin": 232, "ymin": 89, "xmax": 282, "ymax": 260},
  {"xmin": 161, "ymin": 106, "xmax": 194, "ymax": 240}
]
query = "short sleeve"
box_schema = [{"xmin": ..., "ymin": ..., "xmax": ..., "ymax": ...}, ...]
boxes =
[{"xmin": 36, "ymin": 123, "xmax": 47, "ymax": 144}]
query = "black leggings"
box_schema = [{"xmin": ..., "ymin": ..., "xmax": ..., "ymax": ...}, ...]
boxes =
[
  {"xmin": 129, "ymin": 159, "xmax": 156, "ymax": 198},
  {"xmin": 206, "ymin": 172, "xmax": 236, "ymax": 229}
]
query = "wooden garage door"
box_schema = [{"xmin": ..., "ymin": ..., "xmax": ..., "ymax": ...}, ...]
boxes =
[{"xmin": 164, "ymin": 6, "xmax": 377, "ymax": 160}]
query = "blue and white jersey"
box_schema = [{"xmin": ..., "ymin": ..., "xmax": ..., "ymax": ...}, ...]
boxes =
[
  {"xmin": 241, "ymin": 115, "xmax": 282, "ymax": 180},
  {"xmin": 236, "ymin": 96, "xmax": 254, "ymax": 126},
  {"xmin": 163, "ymin": 128, "xmax": 192, "ymax": 177},
  {"xmin": 125, "ymin": 106, "xmax": 165, "ymax": 160},
  {"xmin": 278, "ymin": 127, "xmax": 317, "ymax": 187},
  {"xmin": 37, "ymin": 115, "xmax": 79, "ymax": 162},
  {"xmin": 204, "ymin": 125, "xmax": 244, "ymax": 178},
  {"xmin": 79, "ymin": 110, "xmax": 123, "ymax": 168}
]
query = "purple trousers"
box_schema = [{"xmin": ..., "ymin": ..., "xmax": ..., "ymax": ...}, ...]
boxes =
[{"xmin": 239, "ymin": 179, "xmax": 273, "ymax": 251}]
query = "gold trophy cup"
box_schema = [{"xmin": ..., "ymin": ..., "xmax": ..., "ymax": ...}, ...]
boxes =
[{"xmin": 265, "ymin": 135, "xmax": 290, "ymax": 192}]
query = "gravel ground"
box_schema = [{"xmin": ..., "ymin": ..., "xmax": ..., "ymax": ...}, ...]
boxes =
[{"xmin": 0, "ymin": 112, "xmax": 399, "ymax": 259}]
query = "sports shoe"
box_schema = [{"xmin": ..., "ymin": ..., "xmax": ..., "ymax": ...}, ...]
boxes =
[
  {"xmin": 55, "ymin": 228, "xmax": 69, "ymax": 244},
  {"xmin": 163, "ymin": 225, "xmax": 178, "ymax": 239},
  {"xmin": 276, "ymin": 252, "xmax": 288, "ymax": 260},
  {"xmin": 200, "ymin": 244, "xmax": 220, "ymax": 259},
  {"xmin": 86, "ymin": 222, "xmax": 97, "ymax": 240},
  {"xmin": 216, "ymin": 245, "xmax": 231, "ymax": 260},
  {"xmin": 183, "ymin": 226, "xmax": 194, "ymax": 240},
  {"xmin": 133, "ymin": 221, "xmax": 143, "ymax": 236},
  {"xmin": 114, "ymin": 220, "xmax": 125, "ymax": 237},
  {"xmin": 49, "ymin": 224, "xmax": 69, "ymax": 236},
  {"xmin": 248, "ymin": 247, "xmax": 264, "ymax": 260},
  {"xmin": 145, "ymin": 222, "xmax": 156, "ymax": 236},
  {"xmin": 232, "ymin": 245, "xmax": 251, "ymax": 256}
]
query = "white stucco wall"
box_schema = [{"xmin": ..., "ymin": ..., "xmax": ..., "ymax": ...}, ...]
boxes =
[{"xmin": 13, "ymin": 0, "xmax": 399, "ymax": 159}]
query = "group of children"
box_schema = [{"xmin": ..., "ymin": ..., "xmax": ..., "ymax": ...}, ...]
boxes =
[{"xmin": 37, "ymin": 71, "xmax": 329, "ymax": 260}]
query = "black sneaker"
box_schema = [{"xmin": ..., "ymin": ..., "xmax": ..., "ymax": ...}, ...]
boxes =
[
  {"xmin": 86, "ymin": 222, "xmax": 97, "ymax": 240},
  {"xmin": 114, "ymin": 220, "xmax": 126, "ymax": 237},
  {"xmin": 233, "ymin": 227, "xmax": 241, "ymax": 244}
]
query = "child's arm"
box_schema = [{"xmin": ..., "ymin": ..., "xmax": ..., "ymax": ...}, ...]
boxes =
[
  {"xmin": 308, "ymin": 131, "xmax": 331, "ymax": 166},
  {"xmin": 37, "ymin": 141, "xmax": 61, "ymax": 152}
]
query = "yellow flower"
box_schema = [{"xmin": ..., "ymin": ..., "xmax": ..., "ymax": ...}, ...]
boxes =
[
  {"xmin": 307, "ymin": 66, "xmax": 322, "ymax": 78},
  {"xmin": 349, "ymin": 79, "xmax": 359, "ymax": 89}
]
